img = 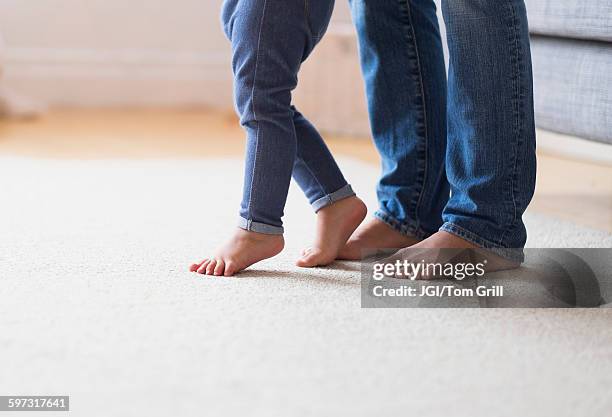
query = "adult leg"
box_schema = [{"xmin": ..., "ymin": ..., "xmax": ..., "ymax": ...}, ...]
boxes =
[
  {"xmin": 228, "ymin": 0, "xmax": 357, "ymax": 234},
  {"xmin": 435, "ymin": 0, "xmax": 536, "ymax": 261},
  {"xmin": 340, "ymin": 0, "xmax": 449, "ymax": 259}
]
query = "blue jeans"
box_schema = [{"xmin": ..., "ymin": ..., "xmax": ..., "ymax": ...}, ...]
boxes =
[
  {"xmin": 222, "ymin": 0, "xmax": 355, "ymax": 235},
  {"xmin": 350, "ymin": 0, "xmax": 537, "ymax": 260}
]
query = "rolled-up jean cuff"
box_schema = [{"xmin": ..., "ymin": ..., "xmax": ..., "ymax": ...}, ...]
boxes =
[
  {"xmin": 238, "ymin": 217, "xmax": 284, "ymax": 235},
  {"xmin": 311, "ymin": 184, "xmax": 356, "ymax": 212},
  {"xmin": 374, "ymin": 209, "xmax": 432, "ymax": 240},
  {"xmin": 440, "ymin": 222, "xmax": 525, "ymax": 263}
]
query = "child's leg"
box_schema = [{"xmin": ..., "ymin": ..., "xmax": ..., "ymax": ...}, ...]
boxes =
[
  {"xmin": 291, "ymin": 109, "xmax": 366, "ymax": 267},
  {"xmin": 191, "ymin": 0, "xmax": 363, "ymax": 275},
  {"xmin": 192, "ymin": 0, "xmax": 300, "ymax": 276}
]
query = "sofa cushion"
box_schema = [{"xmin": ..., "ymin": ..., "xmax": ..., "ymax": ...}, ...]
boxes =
[
  {"xmin": 532, "ymin": 36, "xmax": 612, "ymax": 145},
  {"xmin": 525, "ymin": 0, "xmax": 612, "ymax": 42}
]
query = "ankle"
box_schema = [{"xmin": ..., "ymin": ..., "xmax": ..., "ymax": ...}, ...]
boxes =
[{"xmin": 318, "ymin": 195, "xmax": 366, "ymax": 216}]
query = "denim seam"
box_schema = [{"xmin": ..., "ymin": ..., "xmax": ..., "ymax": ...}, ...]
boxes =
[
  {"xmin": 303, "ymin": 0, "xmax": 323, "ymax": 44},
  {"xmin": 306, "ymin": 0, "xmax": 333, "ymax": 44},
  {"xmin": 223, "ymin": 10, "xmax": 234, "ymax": 41},
  {"xmin": 245, "ymin": 0, "xmax": 269, "ymax": 222},
  {"xmin": 500, "ymin": 2, "xmax": 522, "ymax": 246},
  {"xmin": 397, "ymin": 0, "xmax": 428, "ymax": 231},
  {"xmin": 304, "ymin": 0, "xmax": 312, "ymax": 40},
  {"xmin": 401, "ymin": 0, "xmax": 430, "ymax": 234}
]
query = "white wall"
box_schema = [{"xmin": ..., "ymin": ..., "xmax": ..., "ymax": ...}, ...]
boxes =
[
  {"xmin": 0, "ymin": 0, "xmax": 352, "ymax": 109},
  {"xmin": 0, "ymin": 0, "xmax": 233, "ymax": 106}
]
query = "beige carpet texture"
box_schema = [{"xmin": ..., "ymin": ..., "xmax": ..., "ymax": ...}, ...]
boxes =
[{"xmin": 1, "ymin": 157, "xmax": 611, "ymax": 417}]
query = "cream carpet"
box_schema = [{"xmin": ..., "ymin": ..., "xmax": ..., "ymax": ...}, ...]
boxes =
[{"xmin": 0, "ymin": 157, "xmax": 611, "ymax": 417}]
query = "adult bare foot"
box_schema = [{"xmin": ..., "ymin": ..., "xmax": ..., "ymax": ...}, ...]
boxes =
[
  {"xmin": 337, "ymin": 217, "xmax": 421, "ymax": 260},
  {"xmin": 410, "ymin": 230, "xmax": 479, "ymax": 249},
  {"xmin": 386, "ymin": 230, "xmax": 520, "ymax": 279},
  {"xmin": 296, "ymin": 196, "xmax": 367, "ymax": 267},
  {"xmin": 190, "ymin": 228, "xmax": 284, "ymax": 277}
]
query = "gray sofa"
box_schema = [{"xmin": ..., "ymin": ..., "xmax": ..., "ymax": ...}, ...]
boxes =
[{"xmin": 526, "ymin": 0, "xmax": 612, "ymax": 145}]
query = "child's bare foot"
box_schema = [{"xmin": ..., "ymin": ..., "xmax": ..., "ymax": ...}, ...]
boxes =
[
  {"xmin": 296, "ymin": 196, "xmax": 367, "ymax": 267},
  {"xmin": 337, "ymin": 218, "xmax": 421, "ymax": 260},
  {"xmin": 190, "ymin": 228, "xmax": 284, "ymax": 277}
]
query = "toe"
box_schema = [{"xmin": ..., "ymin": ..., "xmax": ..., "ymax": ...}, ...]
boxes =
[
  {"xmin": 296, "ymin": 249, "xmax": 329, "ymax": 268},
  {"xmin": 190, "ymin": 259, "xmax": 207, "ymax": 272},
  {"xmin": 224, "ymin": 261, "xmax": 237, "ymax": 276},
  {"xmin": 296, "ymin": 255, "xmax": 316, "ymax": 267},
  {"xmin": 205, "ymin": 259, "xmax": 217, "ymax": 275},
  {"xmin": 213, "ymin": 260, "xmax": 225, "ymax": 276},
  {"xmin": 196, "ymin": 259, "xmax": 211, "ymax": 274}
]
